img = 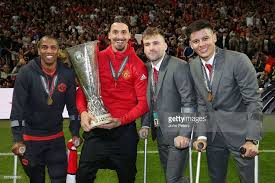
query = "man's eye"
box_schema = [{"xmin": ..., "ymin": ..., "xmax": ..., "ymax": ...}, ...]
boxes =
[
  {"xmin": 51, "ymin": 46, "xmax": 58, "ymax": 50},
  {"xmin": 203, "ymin": 37, "xmax": 209, "ymax": 41}
]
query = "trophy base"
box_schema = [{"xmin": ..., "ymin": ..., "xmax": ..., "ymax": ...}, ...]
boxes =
[{"xmin": 90, "ymin": 113, "xmax": 112, "ymax": 128}]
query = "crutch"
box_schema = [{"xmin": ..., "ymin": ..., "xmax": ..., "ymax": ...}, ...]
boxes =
[
  {"xmin": 195, "ymin": 143, "xmax": 204, "ymax": 183},
  {"xmin": 144, "ymin": 138, "xmax": 148, "ymax": 183},
  {"xmin": 255, "ymin": 148, "xmax": 259, "ymax": 183},
  {"xmin": 189, "ymin": 126, "xmax": 195, "ymax": 183},
  {"xmin": 12, "ymin": 145, "xmax": 25, "ymax": 183},
  {"xmin": 240, "ymin": 143, "xmax": 259, "ymax": 183},
  {"xmin": 13, "ymin": 155, "xmax": 18, "ymax": 183}
]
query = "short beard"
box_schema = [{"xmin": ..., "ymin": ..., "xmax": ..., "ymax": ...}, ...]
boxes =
[
  {"xmin": 116, "ymin": 46, "xmax": 126, "ymax": 51},
  {"xmin": 150, "ymin": 56, "xmax": 162, "ymax": 64}
]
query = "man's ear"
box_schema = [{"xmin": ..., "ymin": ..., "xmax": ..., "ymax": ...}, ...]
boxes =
[
  {"xmin": 189, "ymin": 42, "xmax": 193, "ymax": 49},
  {"xmin": 213, "ymin": 32, "xmax": 217, "ymax": 43},
  {"xmin": 164, "ymin": 42, "xmax": 168, "ymax": 51}
]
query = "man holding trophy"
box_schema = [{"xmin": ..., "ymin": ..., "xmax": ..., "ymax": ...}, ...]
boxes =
[{"xmin": 68, "ymin": 17, "xmax": 148, "ymax": 183}]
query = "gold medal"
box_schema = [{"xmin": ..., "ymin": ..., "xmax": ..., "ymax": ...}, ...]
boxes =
[
  {"xmin": 47, "ymin": 97, "xmax": 53, "ymax": 105},
  {"xmin": 207, "ymin": 92, "xmax": 213, "ymax": 102}
]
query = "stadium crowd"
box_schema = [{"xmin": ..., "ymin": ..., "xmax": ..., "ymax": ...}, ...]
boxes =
[{"xmin": 0, "ymin": 0, "xmax": 274, "ymax": 88}]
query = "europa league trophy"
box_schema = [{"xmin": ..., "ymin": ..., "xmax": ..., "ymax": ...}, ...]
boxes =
[{"xmin": 66, "ymin": 41, "xmax": 111, "ymax": 128}]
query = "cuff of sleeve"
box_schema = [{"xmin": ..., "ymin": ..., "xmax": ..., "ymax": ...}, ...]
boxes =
[
  {"xmin": 119, "ymin": 117, "xmax": 126, "ymax": 126},
  {"xmin": 71, "ymin": 130, "xmax": 80, "ymax": 137},
  {"xmin": 142, "ymin": 126, "xmax": 150, "ymax": 129},
  {"xmin": 69, "ymin": 120, "xmax": 80, "ymax": 137},
  {"xmin": 11, "ymin": 126, "xmax": 24, "ymax": 142},
  {"xmin": 78, "ymin": 108, "xmax": 87, "ymax": 115},
  {"xmin": 197, "ymin": 136, "xmax": 207, "ymax": 140},
  {"xmin": 181, "ymin": 107, "xmax": 196, "ymax": 113}
]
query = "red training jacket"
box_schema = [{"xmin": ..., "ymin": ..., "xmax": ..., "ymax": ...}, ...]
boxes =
[{"xmin": 76, "ymin": 44, "xmax": 149, "ymax": 125}]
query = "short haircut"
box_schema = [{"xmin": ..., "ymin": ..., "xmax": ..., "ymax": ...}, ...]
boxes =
[
  {"xmin": 110, "ymin": 16, "xmax": 130, "ymax": 30},
  {"xmin": 185, "ymin": 19, "xmax": 214, "ymax": 39},
  {"xmin": 142, "ymin": 27, "xmax": 165, "ymax": 40},
  {"xmin": 37, "ymin": 36, "xmax": 59, "ymax": 48}
]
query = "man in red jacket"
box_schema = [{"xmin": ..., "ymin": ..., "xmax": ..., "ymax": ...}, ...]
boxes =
[{"xmin": 76, "ymin": 17, "xmax": 148, "ymax": 183}]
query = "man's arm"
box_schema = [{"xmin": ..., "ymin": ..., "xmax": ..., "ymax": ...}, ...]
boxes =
[
  {"xmin": 119, "ymin": 60, "xmax": 149, "ymax": 125},
  {"xmin": 139, "ymin": 111, "xmax": 152, "ymax": 139},
  {"xmin": 10, "ymin": 67, "xmax": 29, "ymax": 142},
  {"xmin": 174, "ymin": 62, "xmax": 196, "ymax": 137},
  {"xmin": 76, "ymin": 87, "xmax": 94, "ymax": 132},
  {"xmin": 234, "ymin": 53, "xmax": 262, "ymax": 140},
  {"xmin": 10, "ymin": 67, "xmax": 29, "ymax": 156},
  {"xmin": 65, "ymin": 72, "xmax": 81, "ymax": 142},
  {"xmin": 173, "ymin": 61, "xmax": 197, "ymax": 149},
  {"xmin": 233, "ymin": 53, "xmax": 262, "ymax": 157}
]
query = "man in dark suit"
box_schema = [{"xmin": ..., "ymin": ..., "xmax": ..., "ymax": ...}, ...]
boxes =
[
  {"xmin": 139, "ymin": 27, "xmax": 196, "ymax": 183},
  {"xmin": 186, "ymin": 19, "xmax": 262, "ymax": 183}
]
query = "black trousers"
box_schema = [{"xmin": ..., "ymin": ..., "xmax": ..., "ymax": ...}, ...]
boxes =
[
  {"xmin": 20, "ymin": 137, "xmax": 67, "ymax": 183},
  {"xmin": 76, "ymin": 123, "xmax": 139, "ymax": 183}
]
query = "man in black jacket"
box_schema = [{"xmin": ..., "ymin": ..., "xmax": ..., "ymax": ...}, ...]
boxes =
[{"xmin": 10, "ymin": 36, "xmax": 81, "ymax": 183}]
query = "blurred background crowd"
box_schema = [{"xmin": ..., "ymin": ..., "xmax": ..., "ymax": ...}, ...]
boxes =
[{"xmin": 0, "ymin": 0, "xmax": 274, "ymax": 88}]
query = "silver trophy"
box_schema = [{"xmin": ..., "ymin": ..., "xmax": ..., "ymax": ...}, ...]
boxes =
[{"xmin": 66, "ymin": 41, "xmax": 111, "ymax": 128}]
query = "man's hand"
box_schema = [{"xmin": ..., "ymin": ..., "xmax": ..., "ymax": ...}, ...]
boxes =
[
  {"xmin": 80, "ymin": 111, "xmax": 95, "ymax": 132},
  {"xmin": 240, "ymin": 141, "xmax": 258, "ymax": 158},
  {"xmin": 174, "ymin": 136, "xmax": 190, "ymax": 149},
  {"xmin": 193, "ymin": 139, "xmax": 207, "ymax": 152},
  {"xmin": 97, "ymin": 118, "xmax": 121, "ymax": 130},
  {"xmin": 72, "ymin": 136, "xmax": 83, "ymax": 148},
  {"xmin": 139, "ymin": 128, "xmax": 149, "ymax": 139},
  {"xmin": 12, "ymin": 142, "xmax": 26, "ymax": 156}
]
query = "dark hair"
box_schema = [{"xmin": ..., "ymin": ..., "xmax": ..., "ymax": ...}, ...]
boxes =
[
  {"xmin": 112, "ymin": 16, "xmax": 130, "ymax": 28},
  {"xmin": 107, "ymin": 16, "xmax": 130, "ymax": 33},
  {"xmin": 37, "ymin": 35, "xmax": 59, "ymax": 48},
  {"xmin": 185, "ymin": 19, "xmax": 213, "ymax": 39},
  {"xmin": 142, "ymin": 27, "xmax": 165, "ymax": 40}
]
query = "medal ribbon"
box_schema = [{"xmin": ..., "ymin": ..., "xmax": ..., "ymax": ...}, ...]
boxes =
[
  {"xmin": 40, "ymin": 74, "xmax": 58, "ymax": 100},
  {"xmin": 201, "ymin": 59, "xmax": 216, "ymax": 93},
  {"xmin": 109, "ymin": 56, "xmax": 129, "ymax": 81}
]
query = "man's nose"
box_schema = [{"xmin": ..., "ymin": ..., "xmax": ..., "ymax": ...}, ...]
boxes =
[
  {"xmin": 148, "ymin": 44, "xmax": 154, "ymax": 50},
  {"xmin": 198, "ymin": 40, "xmax": 205, "ymax": 47},
  {"xmin": 117, "ymin": 32, "xmax": 124, "ymax": 39}
]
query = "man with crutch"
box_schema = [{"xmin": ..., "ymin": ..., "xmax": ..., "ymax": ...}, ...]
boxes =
[
  {"xmin": 187, "ymin": 19, "xmax": 262, "ymax": 183},
  {"xmin": 139, "ymin": 27, "xmax": 196, "ymax": 183}
]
